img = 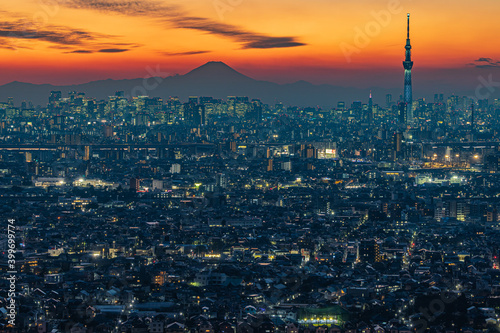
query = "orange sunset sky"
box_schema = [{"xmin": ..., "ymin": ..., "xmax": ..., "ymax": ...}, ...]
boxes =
[{"xmin": 1, "ymin": 0, "xmax": 500, "ymax": 97}]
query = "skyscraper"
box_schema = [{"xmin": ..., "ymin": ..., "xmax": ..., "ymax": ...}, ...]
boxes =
[
  {"xmin": 470, "ymin": 103, "xmax": 475, "ymax": 141},
  {"xmin": 386, "ymin": 94, "xmax": 392, "ymax": 108},
  {"xmin": 368, "ymin": 91, "xmax": 373, "ymax": 122},
  {"xmin": 403, "ymin": 13, "xmax": 413, "ymax": 124}
]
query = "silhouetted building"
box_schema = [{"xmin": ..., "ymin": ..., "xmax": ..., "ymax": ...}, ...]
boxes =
[
  {"xmin": 359, "ymin": 239, "xmax": 381, "ymax": 263},
  {"xmin": 130, "ymin": 177, "xmax": 140, "ymax": 190}
]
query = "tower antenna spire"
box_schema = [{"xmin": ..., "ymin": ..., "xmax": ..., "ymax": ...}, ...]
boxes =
[{"xmin": 407, "ymin": 13, "xmax": 410, "ymax": 39}]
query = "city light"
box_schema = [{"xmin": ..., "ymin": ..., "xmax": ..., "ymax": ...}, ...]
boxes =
[{"xmin": 0, "ymin": 7, "xmax": 497, "ymax": 333}]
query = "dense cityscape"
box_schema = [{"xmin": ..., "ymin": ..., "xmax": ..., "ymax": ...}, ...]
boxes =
[
  {"xmin": 1, "ymin": 6, "xmax": 500, "ymax": 333},
  {"xmin": 1, "ymin": 76, "xmax": 500, "ymax": 332}
]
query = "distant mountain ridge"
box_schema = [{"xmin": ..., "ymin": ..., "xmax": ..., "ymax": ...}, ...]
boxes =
[{"xmin": 0, "ymin": 61, "xmax": 396, "ymax": 108}]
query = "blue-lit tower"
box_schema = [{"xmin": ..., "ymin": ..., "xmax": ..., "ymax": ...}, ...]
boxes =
[{"xmin": 403, "ymin": 13, "xmax": 413, "ymax": 124}]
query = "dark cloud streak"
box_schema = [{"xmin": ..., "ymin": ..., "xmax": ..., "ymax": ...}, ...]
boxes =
[
  {"xmin": 471, "ymin": 57, "xmax": 500, "ymax": 68},
  {"xmin": 68, "ymin": 49, "xmax": 93, "ymax": 53},
  {"xmin": 0, "ymin": 20, "xmax": 102, "ymax": 46},
  {"xmin": 0, "ymin": 18, "xmax": 139, "ymax": 52},
  {"xmin": 161, "ymin": 50, "xmax": 211, "ymax": 56},
  {"xmin": 99, "ymin": 48, "xmax": 129, "ymax": 53},
  {"xmin": 60, "ymin": 0, "xmax": 306, "ymax": 49}
]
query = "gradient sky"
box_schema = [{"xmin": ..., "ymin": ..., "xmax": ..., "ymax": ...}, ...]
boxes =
[{"xmin": 1, "ymin": 0, "xmax": 500, "ymax": 99}]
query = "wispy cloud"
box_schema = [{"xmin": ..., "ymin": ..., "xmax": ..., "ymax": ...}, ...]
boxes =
[
  {"xmin": 0, "ymin": 20, "xmax": 104, "ymax": 46},
  {"xmin": 169, "ymin": 16, "xmax": 305, "ymax": 49},
  {"xmin": 0, "ymin": 37, "xmax": 22, "ymax": 50},
  {"xmin": 62, "ymin": 0, "xmax": 177, "ymax": 16},
  {"xmin": 99, "ymin": 48, "xmax": 129, "ymax": 53},
  {"xmin": 59, "ymin": 0, "xmax": 306, "ymax": 49},
  {"xmin": 470, "ymin": 57, "xmax": 500, "ymax": 68},
  {"xmin": 161, "ymin": 50, "xmax": 211, "ymax": 56},
  {"xmin": 68, "ymin": 49, "xmax": 93, "ymax": 53},
  {"xmin": 0, "ymin": 18, "xmax": 139, "ymax": 52},
  {"xmin": 66, "ymin": 48, "xmax": 133, "ymax": 54}
]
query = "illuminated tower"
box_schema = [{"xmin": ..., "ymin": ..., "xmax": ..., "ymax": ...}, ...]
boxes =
[{"xmin": 403, "ymin": 13, "xmax": 413, "ymax": 124}]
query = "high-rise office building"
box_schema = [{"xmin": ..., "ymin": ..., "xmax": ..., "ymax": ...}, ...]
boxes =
[
  {"xmin": 394, "ymin": 131, "xmax": 403, "ymax": 161},
  {"xmin": 216, "ymin": 173, "xmax": 228, "ymax": 189},
  {"xmin": 471, "ymin": 103, "xmax": 475, "ymax": 137},
  {"xmin": 368, "ymin": 91, "xmax": 373, "ymax": 123},
  {"xmin": 130, "ymin": 177, "xmax": 140, "ymax": 190},
  {"xmin": 398, "ymin": 102, "xmax": 406, "ymax": 124},
  {"xmin": 386, "ymin": 94, "xmax": 392, "ymax": 108}
]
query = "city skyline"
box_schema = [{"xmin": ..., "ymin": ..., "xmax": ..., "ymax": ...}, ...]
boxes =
[
  {"xmin": 4, "ymin": 1, "xmax": 500, "ymax": 332},
  {"xmin": 1, "ymin": 0, "xmax": 500, "ymax": 99}
]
